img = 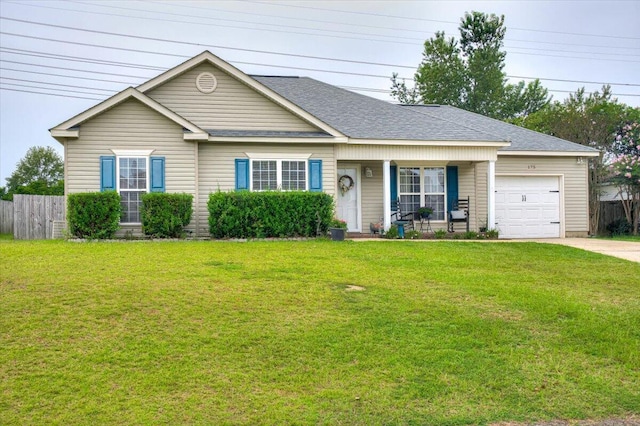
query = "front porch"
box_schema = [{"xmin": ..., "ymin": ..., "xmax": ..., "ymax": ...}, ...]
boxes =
[{"xmin": 334, "ymin": 159, "xmax": 497, "ymax": 235}]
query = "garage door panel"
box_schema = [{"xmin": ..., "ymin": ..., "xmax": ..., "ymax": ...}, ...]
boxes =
[{"xmin": 496, "ymin": 176, "xmax": 560, "ymax": 239}]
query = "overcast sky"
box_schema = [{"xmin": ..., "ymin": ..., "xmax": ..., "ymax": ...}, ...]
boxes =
[{"xmin": 1, "ymin": 0, "xmax": 639, "ymax": 184}]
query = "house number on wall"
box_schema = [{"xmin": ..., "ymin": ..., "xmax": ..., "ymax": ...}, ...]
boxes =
[{"xmin": 527, "ymin": 165, "xmax": 536, "ymax": 170}]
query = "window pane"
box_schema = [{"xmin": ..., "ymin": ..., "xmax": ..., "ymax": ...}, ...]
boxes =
[
  {"xmin": 424, "ymin": 168, "xmax": 444, "ymax": 193},
  {"xmin": 399, "ymin": 167, "xmax": 420, "ymax": 193},
  {"xmin": 119, "ymin": 157, "xmax": 147, "ymax": 191},
  {"xmin": 400, "ymin": 195, "xmax": 420, "ymax": 215},
  {"xmin": 252, "ymin": 160, "xmax": 277, "ymax": 190},
  {"xmin": 425, "ymin": 195, "xmax": 445, "ymax": 221},
  {"xmin": 119, "ymin": 157, "xmax": 147, "ymax": 223},
  {"xmin": 282, "ymin": 161, "xmax": 306, "ymax": 191},
  {"xmin": 120, "ymin": 191, "xmax": 142, "ymax": 223}
]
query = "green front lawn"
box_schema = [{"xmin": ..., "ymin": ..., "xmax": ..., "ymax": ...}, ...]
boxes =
[
  {"xmin": 1, "ymin": 240, "xmax": 639, "ymax": 425},
  {"xmin": 599, "ymin": 235, "xmax": 640, "ymax": 242}
]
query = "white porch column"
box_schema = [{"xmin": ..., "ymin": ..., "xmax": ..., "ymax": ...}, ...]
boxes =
[
  {"xmin": 383, "ymin": 160, "xmax": 391, "ymax": 230},
  {"xmin": 487, "ymin": 160, "xmax": 496, "ymax": 230}
]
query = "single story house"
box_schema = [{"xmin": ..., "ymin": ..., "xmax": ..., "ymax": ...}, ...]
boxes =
[{"xmin": 50, "ymin": 51, "xmax": 599, "ymax": 239}]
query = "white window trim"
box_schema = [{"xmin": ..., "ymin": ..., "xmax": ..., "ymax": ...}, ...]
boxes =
[
  {"xmin": 115, "ymin": 154, "xmax": 150, "ymax": 224},
  {"xmin": 111, "ymin": 149, "xmax": 154, "ymax": 157},
  {"xmin": 245, "ymin": 153, "xmax": 311, "ymax": 160},
  {"xmin": 397, "ymin": 165, "xmax": 448, "ymax": 222},
  {"xmin": 249, "ymin": 158, "xmax": 308, "ymax": 192}
]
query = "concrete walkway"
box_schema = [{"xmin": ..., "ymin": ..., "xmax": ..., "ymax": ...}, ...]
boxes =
[{"xmin": 519, "ymin": 238, "xmax": 640, "ymax": 263}]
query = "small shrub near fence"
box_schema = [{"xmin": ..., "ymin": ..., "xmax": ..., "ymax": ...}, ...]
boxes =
[
  {"xmin": 67, "ymin": 192, "xmax": 121, "ymax": 239},
  {"xmin": 141, "ymin": 193, "xmax": 193, "ymax": 238},
  {"xmin": 208, "ymin": 191, "xmax": 333, "ymax": 238}
]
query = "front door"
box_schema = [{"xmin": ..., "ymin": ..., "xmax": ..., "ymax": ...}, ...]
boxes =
[{"xmin": 336, "ymin": 167, "xmax": 360, "ymax": 232}]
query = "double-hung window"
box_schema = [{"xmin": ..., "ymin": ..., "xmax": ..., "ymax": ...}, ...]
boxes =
[
  {"xmin": 399, "ymin": 167, "xmax": 421, "ymax": 215},
  {"xmin": 251, "ymin": 159, "xmax": 306, "ymax": 191},
  {"xmin": 398, "ymin": 166, "xmax": 446, "ymax": 220},
  {"xmin": 119, "ymin": 157, "xmax": 148, "ymax": 223},
  {"xmin": 423, "ymin": 167, "xmax": 445, "ymax": 220}
]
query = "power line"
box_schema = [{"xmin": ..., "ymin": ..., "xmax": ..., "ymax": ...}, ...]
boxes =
[
  {"xmin": 0, "ymin": 48, "xmax": 167, "ymax": 71},
  {"xmin": 3, "ymin": 2, "xmax": 420, "ymax": 46},
  {"xmin": 0, "ymin": 59, "xmax": 152, "ymax": 79},
  {"xmin": 0, "ymin": 76, "xmax": 118, "ymax": 92},
  {"xmin": 2, "ymin": 62, "xmax": 638, "ymax": 100},
  {"xmin": 248, "ymin": 0, "xmax": 640, "ymax": 41},
  {"xmin": 0, "ymin": 67, "xmax": 136, "ymax": 85},
  {"xmin": 13, "ymin": 0, "xmax": 639, "ymax": 52},
  {"xmin": 2, "ymin": 16, "xmax": 639, "ymax": 66},
  {"xmin": 0, "ymin": 81, "xmax": 110, "ymax": 96},
  {"xmin": 3, "ymin": 39, "xmax": 640, "ymax": 89},
  {"xmin": 0, "ymin": 86, "xmax": 103, "ymax": 100}
]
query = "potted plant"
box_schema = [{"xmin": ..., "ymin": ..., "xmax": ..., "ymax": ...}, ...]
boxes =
[
  {"xmin": 417, "ymin": 206, "xmax": 433, "ymax": 219},
  {"xmin": 329, "ymin": 218, "xmax": 348, "ymax": 241}
]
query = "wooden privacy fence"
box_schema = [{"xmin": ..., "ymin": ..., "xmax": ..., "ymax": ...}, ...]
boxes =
[
  {"xmin": 598, "ymin": 201, "xmax": 626, "ymax": 234},
  {"xmin": 0, "ymin": 200, "xmax": 13, "ymax": 234},
  {"xmin": 9, "ymin": 195, "xmax": 66, "ymax": 240}
]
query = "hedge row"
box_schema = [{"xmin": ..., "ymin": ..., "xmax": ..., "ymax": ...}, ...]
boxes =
[
  {"xmin": 67, "ymin": 192, "xmax": 121, "ymax": 239},
  {"xmin": 208, "ymin": 191, "xmax": 334, "ymax": 238},
  {"xmin": 141, "ymin": 193, "xmax": 193, "ymax": 238}
]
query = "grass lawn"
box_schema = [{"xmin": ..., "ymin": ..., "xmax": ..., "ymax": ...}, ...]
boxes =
[
  {"xmin": 598, "ymin": 235, "xmax": 640, "ymax": 242},
  {"xmin": 1, "ymin": 240, "xmax": 639, "ymax": 425}
]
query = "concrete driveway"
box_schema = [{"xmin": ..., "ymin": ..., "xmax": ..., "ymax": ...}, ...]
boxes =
[{"xmin": 525, "ymin": 238, "xmax": 640, "ymax": 263}]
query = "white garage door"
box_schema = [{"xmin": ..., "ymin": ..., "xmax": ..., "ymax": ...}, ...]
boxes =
[{"xmin": 495, "ymin": 176, "xmax": 561, "ymax": 239}]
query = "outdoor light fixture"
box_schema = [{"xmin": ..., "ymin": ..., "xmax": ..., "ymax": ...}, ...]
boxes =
[
  {"xmin": 576, "ymin": 157, "xmax": 585, "ymax": 164},
  {"xmin": 365, "ymin": 167, "xmax": 373, "ymax": 178}
]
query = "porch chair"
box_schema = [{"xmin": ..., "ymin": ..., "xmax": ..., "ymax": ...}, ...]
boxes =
[
  {"xmin": 448, "ymin": 196, "xmax": 470, "ymax": 233},
  {"xmin": 391, "ymin": 198, "xmax": 414, "ymax": 238}
]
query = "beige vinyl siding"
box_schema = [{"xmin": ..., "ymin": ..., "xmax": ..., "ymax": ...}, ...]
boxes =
[
  {"xmin": 196, "ymin": 143, "xmax": 336, "ymax": 237},
  {"xmin": 456, "ymin": 163, "xmax": 477, "ymax": 230},
  {"xmin": 146, "ymin": 63, "xmax": 319, "ymax": 132},
  {"xmin": 495, "ymin": 156, "xmax": 590, "ymax": 236},
  {"xmin": 65, "ymin": 99, "xmax": 197, "ymax": 234},
  {"xmin": 336, "ymin": 144, "xmax": 498, "ymax": 162}
]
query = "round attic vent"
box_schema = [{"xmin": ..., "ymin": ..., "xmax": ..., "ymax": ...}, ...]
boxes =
[{"xmin": 196, "ymin": 72, "xmax": 217, "ymax": 94}]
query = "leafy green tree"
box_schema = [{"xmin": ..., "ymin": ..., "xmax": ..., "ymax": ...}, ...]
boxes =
[
  {"xmin": 520, "ymin": 86, "xmax": 636, "ymax": 234},
  {"xmin": 391, "ymin": 11, "xmax": 550, "ymax": 120},
  {"xmin": 610, "ymin": 121, "xmax": 640, "ymax": 235},
  {"xmin": 4, "ymin": 146, "xmax": 64, "ymax": 200}
]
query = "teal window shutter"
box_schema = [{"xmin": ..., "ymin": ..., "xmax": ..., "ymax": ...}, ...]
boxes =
[
  {"xmin": 446, "ymin": 166, "xmax": 458, "ymax": 212},
  {"xmin": 150, "ymin": 157, "xmax": 165, "ymax": 193},
  {"xmin": 308, "ymin": 159, "xmax": 322, "ymax": 192},
  {"xmin": 100, "ymin": 156, "xmax": 116, "ymax": 192},
  {"xmin": 235, "ymin": 159, "xmax": 249, "ymax": 190},
  {"xmin": 390, "ymin": 165, "xmax": 398, "ymax": 203}
]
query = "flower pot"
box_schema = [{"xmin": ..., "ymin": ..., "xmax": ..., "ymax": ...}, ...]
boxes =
[{"xmin": 329, "ymin": 227, "xmax": 346, "ymax": 241}]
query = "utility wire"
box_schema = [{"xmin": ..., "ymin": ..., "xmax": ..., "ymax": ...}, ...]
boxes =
[
  {"xmin": 0, "ymin": 76, "xmax": 119, "ymax": 92},
  {"xmin": 0, "ymin": 86, "xmax": 103, "ymax": 100},
  {"xmin": 2, "ymin": 64, "xmax": 638, "ymax": 98},
  {"xmin": 0, "ymin": 81, "xmax": 111, "ymax": 96},
  {"xmin": 2, "ymin": 17, "xmax": 639, "ymax": 65},
  {"xmin": 14, "ymin": 0, "xmax": 638, "ymax": 52},
  {"xmin": 0, "ymin": 66, "xmax": 136, "ymax": 85},
  {"xmin": 3, "ymin": 41, "xmax": 640, "ymax": 88},
  {"xmin": 248, "ymin": 0, "xmax": 640, "ymax": 40}
]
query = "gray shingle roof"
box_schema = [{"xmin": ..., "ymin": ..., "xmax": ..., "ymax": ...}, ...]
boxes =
[
  {"xmin": 403, "ymin": 105, "xmax": 598, "ymax": 153},
  {"xmin": 253, "ymin": 76, "xmax": 597, "ymax": 154},
  {"xmin": 253, "ymin": 76, "xmax": 506, "ymax": 143}
]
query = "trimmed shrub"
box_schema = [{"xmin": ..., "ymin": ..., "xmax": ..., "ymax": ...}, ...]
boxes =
[
  {"xmin": 383, "ymin": 225, "xmax": 399, "ymax": 239},
  {"xmin": 67, "ymin": 191, "xmax": 120, "ymax": 239},
  {"xmin": 141, "ymin": 193, "xmax": 193, "ymax": 238},
  {"xmin": 208, "ymin": 191, "xmax": 333, "ymax": 238}
]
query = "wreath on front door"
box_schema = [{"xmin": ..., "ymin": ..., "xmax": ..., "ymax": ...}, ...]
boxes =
[{"xmin": 338, "ymin": 175, "xmax": 354, "ymax": 195}]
